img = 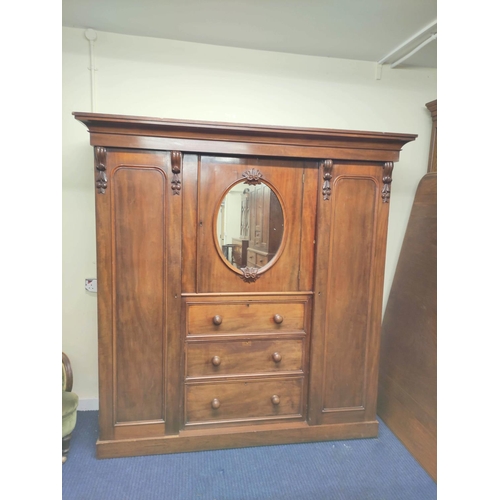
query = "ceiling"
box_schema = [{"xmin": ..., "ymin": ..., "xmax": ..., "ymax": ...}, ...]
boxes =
[{"xmin": 62, "ymin": 0, "xmax": 437, "ymax": 68}]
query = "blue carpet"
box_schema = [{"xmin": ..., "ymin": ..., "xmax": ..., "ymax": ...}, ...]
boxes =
[{"xmin": 62, "ymin": 411, "xmax": 436, "ymax": 499}]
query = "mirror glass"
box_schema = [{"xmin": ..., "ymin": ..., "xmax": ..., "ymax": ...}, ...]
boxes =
[{"xmin": 216, "ymin": 182, "xmax": 285, "ymax": 271}]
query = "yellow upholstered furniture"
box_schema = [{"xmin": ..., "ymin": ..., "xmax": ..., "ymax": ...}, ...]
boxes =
[{"xmin": 62, "ymin": 353, "xmax": 78, "ymax": 463}]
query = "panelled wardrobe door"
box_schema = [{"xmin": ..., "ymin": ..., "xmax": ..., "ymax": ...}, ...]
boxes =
[
  {"xmin": 94, "ymin": 149, "xmax": 182, "ymax": 441},
  {"xmin": 308, "ymin": 162, "xmax": 392, "ymax": 426}
]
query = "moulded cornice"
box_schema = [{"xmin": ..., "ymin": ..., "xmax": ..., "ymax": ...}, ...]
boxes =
[{"xmin": 74, "ymin": 112, "xmax": 417, "ymax": 162}]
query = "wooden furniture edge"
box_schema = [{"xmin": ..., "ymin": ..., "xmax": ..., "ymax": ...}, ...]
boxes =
[
  {"xmin": 62, "ymin": 352, "xmax": 73, "ymax": 392},
  {"xmin": 96, "ymin": 420, "xmax": 379, "ymax": 458},
  {"xmin": 378, "ymin": 375, "xmax": 436, "ymax": 481},
  {"xmin": 425, "ymin": 100, "xmax": 437, "ymax": 173},
  {"xmin": 425, "ymin": 100, "xmax": 437, "ymax": 120},
  {"xmin": 73, "ymin": 112, "xmax": 417, "ymax": 154}
]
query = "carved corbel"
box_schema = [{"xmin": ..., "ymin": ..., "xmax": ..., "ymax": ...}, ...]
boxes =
[
  {"xmin": 95, "ymin": 147, "xmax": 107, "ymax": 194},
  {"xmin": 171, "ymin": 151, "xmax": 182, "ymax": 195},
  {"xmin": 381, "ymin": 162, "xmax": 394, "ymax": 203},
  {"xmin": 322, "ymin": 160, "xmax": 333, "ymax": 200},
  {"xmin": 239, "ymin": 267, "xmax": 261, "ymax": 283},
  {"xmin": 242, "ymin": 168, "xmax": 263, "ymax": 185}
]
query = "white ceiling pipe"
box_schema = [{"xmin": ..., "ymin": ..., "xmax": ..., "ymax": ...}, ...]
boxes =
[
  {"xmin": 390, "ymin": 33, "xmax": 437, "ymax": 68},
  {"xmin": 84, "ymin": 29, "xmax": 98, "ymax": 112},
  {"xmin": 378, "ymin": 20, "xmax": 437, "ymax": 65}
]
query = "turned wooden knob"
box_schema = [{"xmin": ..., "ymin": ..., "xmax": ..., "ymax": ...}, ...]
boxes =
[
  {"xmin": 271, "ymin": 395, "xmax": 280, "ymax": 405},
  {"xmin": 213, "ymin": 315, "xmax": 223, "ymax": 325},
  {"xmin": 211, "ymin": 355, "xmax": 221, "ymax": 366},
  {"xmin": 273, "ymin": 314, "xmax": 283, "ymax": 324},
  {"xmin": 211, "ymin": 398, "xmax": 220, "ymax": 409},
  {"xmin": 272, "ymin": 352, "xmax": 282, "ymax": 363}
]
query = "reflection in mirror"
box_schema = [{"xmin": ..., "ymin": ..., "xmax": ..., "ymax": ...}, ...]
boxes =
[{"xmin": 217, "ymin": 182, "xmax": 284, "ymax": 271}]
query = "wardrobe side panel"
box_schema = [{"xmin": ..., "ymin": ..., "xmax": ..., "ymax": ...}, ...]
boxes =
[{"xmin": 94, "ymin": 148, "xmax": 114, "ymax": 440}]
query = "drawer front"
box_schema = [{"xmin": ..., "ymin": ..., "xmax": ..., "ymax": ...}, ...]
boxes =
[
  {"xmin": 255, "ymin": 255, "xmax": 268, "ymax": 268},
  {"xmin": 246, "ymin": 250, "xmax": 268, "ymax": 268},
  {"xmin": 247, "ymin": 250, "xmax": 256, "ymax": 266},
  {"xmin": 186, "ymin": 338, "xmax": 304, "ymax": 377},
  {"xmin": 185, "ymin": 378, "xmax": 303, "ymax": 424},
  {"xmin": 187, "ymin": 301, "xmax": 306, "ymax": 335}
]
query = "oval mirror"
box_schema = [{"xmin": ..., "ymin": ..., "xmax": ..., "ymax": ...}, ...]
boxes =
[{"xmin": 216, "ymin": 181, "xmax": 285, "ymax": 272}]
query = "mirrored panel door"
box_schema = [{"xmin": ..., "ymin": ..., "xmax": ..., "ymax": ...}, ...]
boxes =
[
  {"xmin": 196, "ymin": 156, "xmax": 318, "ymax": 293},
  {"xmin": 216, "ymin": 182, "xmax": 284, "ymax": 271}
]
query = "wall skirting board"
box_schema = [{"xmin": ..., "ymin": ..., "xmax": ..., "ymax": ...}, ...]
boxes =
[{"xmin": 77, "ymin": 399, "xmax": 99, "ymax": 411}]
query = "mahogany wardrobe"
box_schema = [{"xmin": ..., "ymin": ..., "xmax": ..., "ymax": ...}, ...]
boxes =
[{"xmin": 74, "ymin": 112, "xmax": 416, "ymax": 458}]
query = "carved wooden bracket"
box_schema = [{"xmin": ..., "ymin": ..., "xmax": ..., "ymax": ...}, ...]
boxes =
[
  {"xmin": 239, "ymin": 267, "xmax": 261, "ymax": 283},
  {"xmin": 242, "ymin": 168, "xmax": 263, "ymax": 185},
  {"xmin": 95, "ymin": 147, "xmax": 107, "ymax": 194},
  {"xmin": 322, "ymin": 160, "xmax": 333, "ymax": 200},
  {"xmin": 171, "ymin": 151, "xmax": 182, "ymax": 195},
  {"xmin": 381, "ymin": 162, "xmax": 394, "ymax": 203}
]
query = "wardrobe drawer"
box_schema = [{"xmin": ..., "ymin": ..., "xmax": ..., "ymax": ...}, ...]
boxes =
[
  {"xmin": 185, "ymin": 378, "xmax": 303, "ymax": 424},
  {"xmin": 187, "ymin": 301, "xmax": 306, "ymax": 335},
  {"xmin": 186, "ymin": 338, "xmax": 304, "ymax": 378},
  {"xmin": 256, "ymin": 255, "xmax": 269, "ymax": 267},
  {"xmin": 246, "ymin": 250, "xmax": 257, "ymax": 266},
  {"xmin": 246, "ymin": 250, "xmax": 268, "ymax": 268}
]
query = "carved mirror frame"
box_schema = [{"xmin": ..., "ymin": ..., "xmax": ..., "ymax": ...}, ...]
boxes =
[{"xmin": 212, "ymin": 168, "xmax": 288, "ymax": 283}]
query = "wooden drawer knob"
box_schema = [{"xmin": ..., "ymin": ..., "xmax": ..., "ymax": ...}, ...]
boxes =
[
  {"xmin": 212, "ymin": 315, "xmax": 223, "ymax": 325},
  {"xmin": 211, "ymin": 355, "xmax": 221, "ymax": 366},
  {"xmin": 272, "ymin": 352, "xmax": 282, "ymax": 363},
  {"xmin": 271, "ymin": 395, "xmax": 280, "ymax": 405},
  {"xmin": 211, "ymin": 398, "xmax": 220, "ymax": 409},
  {"xmin": 273, "ymin": 314, "xmax": 283, "ymax": 324}
]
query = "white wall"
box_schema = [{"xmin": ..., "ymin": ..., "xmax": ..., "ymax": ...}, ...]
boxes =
[
  {"xmin": 62, "ymin": 26, "xmax": 436, "ymax": 404},
  {"xmin": 224, "ymin": 185, "xmax": 246, "ymax": 245}
]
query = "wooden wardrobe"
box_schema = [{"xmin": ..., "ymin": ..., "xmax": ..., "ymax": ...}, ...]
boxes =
[{"xmin": 74, "ymin": 112, "xmax": 416, "ymax": 459}]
